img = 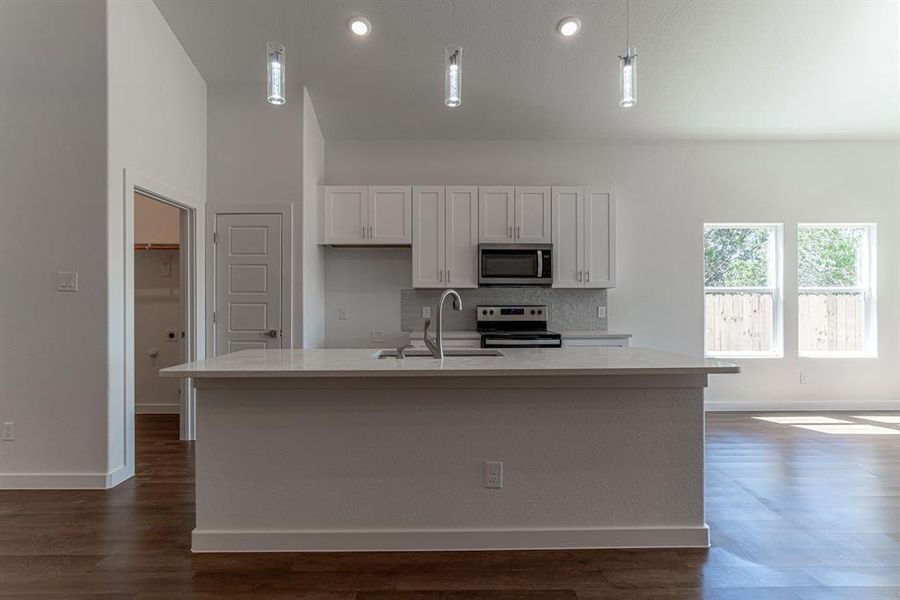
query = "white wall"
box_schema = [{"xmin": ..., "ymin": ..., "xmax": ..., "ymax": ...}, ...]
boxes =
[
  {"xmin": 0, "ymin": 0, "xmax": 109, "ymax": 486},
  {"xmin": 107, "ymin": 0, "xmax": 206, "ymax": 481},
  {"xmin": 325, "ymin": 140, "xmax": 900, "ymax": 409},
  {"xmin": 301, "ymin": 89, "xmax": 326, "ymax": 348}
]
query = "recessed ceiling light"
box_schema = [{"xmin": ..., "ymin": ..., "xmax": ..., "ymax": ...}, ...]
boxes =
[
  {"xmin": 557, "ymin": 17, "xmax": 581, "ymax": 37},
  {"xmin": 349, "ymin": 17, "xmax": 371, "ymax": 37}
]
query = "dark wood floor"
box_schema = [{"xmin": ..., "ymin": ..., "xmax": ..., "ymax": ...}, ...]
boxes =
[{"xmin": 1, "ymin": 412, "xmax": 898, "ymax": 599}]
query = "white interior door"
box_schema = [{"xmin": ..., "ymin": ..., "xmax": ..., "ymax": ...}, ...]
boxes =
[
  {"xmin": 445, "ymin": 186, "xmax": 478, "ymax": 288},
  {"xmin": 324, "ymin": 186, "xmax": 368, "ymax": 244},
  {"xmin": 584, "ymin": 189, "xmax": 615, "ymax": 288},
  {"xmin": 412, "ymin": 186, "xmax": 445, "ymax": 287},
  {"xmin": 369, "ymin": 186, "xmax": 412, "ymax": 244},
  {"xmin": 478, "ymin": 186, "xmax": 514, "ymax": 243},
  {"xmin": 515, "ymin": 186, "xmax": 551, "ymax": 243},
  {"xmin": 551, "ymin": 187, "xmax": 583, "ymax": 288},
  {"xmin": 214, "ymin": 213, "xmax": 283, "ymax": 355}
]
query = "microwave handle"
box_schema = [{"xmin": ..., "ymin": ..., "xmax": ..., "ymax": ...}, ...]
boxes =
[{"xmin": 537, "ymin": 250, "xmax": 543, "ymax": 279}]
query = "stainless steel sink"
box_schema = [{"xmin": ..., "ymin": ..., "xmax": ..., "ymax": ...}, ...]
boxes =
[{"xmin": 375, "ymin": 348, "xmax": 504, "ymax": 359}]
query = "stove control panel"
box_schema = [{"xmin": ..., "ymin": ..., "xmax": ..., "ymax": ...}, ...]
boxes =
[{"xmin": 476, "ymin": 305, "xmax": 548, "ymax": 323}]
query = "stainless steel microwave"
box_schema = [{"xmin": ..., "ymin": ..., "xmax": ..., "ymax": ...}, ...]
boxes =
[{"xmin": 479, "ymin": 244, "xmax": 553, "ymax": 286}]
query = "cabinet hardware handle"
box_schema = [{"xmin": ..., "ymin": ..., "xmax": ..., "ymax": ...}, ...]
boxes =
[
  {"xmin": 368, "ymin": 225, "xmax": 373, "ymax": 239},
  {"xmin": 447, "ymin": 269, "xmax": 451, "ymax": 282},
  {"xmin": 438, "ymin": 269, "xmax": 442, "ymax": 282},
  {"xmin": 577, "ymin": 270, "xmax": 582, "ymax": 282},
  {"xmin": 586, "ymin": 270, "xmax": 590, "ymax": 282},
  {"xmin": 516, "ymin": 225, "xmax": 520, "ymax": 239},
  {"xmin": 508, "ymin": 225, "xmax": 513, "ymax": 238},
  {"xmin": 361, "ymin": 225, "xmax": 365, "ymax": 238}
]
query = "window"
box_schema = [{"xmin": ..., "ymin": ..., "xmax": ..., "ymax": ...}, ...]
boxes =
[
  {"xmin": 704, "ymin": 224, "xmax": 782, "ymax": 357},
  {"xmin": 798, "ymin": 224, "xmax": 876, "ymax": 357}
]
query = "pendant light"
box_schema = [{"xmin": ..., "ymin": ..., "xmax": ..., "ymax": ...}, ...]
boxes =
[
  {"xmin": 444, "ymin": 46, "xmax": 462, "ymax": 107},
  {"xmin": 444, "ymin": 0, "xmax": 462, "ymax": 108},
  {"xmin": 267, "ymin": 41, "xmax": 286, "ymax": 105},
  {"xmin": 618, "ymin": 0, "xmax": 637, "ymax": 108}
]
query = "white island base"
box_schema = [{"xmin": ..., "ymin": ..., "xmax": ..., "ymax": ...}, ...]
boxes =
[{"xmin": 163, "ymin": 348, "xmax": 738, "ymax": 553}]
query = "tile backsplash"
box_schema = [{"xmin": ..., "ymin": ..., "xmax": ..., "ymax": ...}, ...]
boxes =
[{"xmin": 400, "ymin": 288, "xmax": 608, "ymax": 332}]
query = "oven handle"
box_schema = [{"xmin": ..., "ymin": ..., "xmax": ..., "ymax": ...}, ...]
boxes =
[
  {"xmin": 536, "ymin": 250, "xmax": 543, "ymax": 279},
  {"xmin": 483, "ymin": 338, "xmax": 561, "ymax": 347}
]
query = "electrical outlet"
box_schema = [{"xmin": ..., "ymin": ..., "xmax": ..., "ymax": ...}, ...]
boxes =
[
  {"xmin": 337, "ymin": 307, "xmax": 349, "ymax": 321},
  {"xmin": 370, "ymin": 330, "xmax": 384, "ymax": 343},
  {"xmin": 56, "ymin": 271, "xmax": 78, "ymax": 292},
  {"xmin": 1, "ymin": 422, "xmax": 15, "ymax": 441},
  {"xmin": 422, "ymin": 306, "xmax": 431, "ymax": 319},
  {"xmin": 597, "ymin": 306, "xmax": 607, "ymax": 319},
  {"xmin": 800, "ymin": 372, "xmax": 809, "ymax": 384},
  {"xmin": 484, "ymin": 461, "xmax": 503, "ymax": 489}
]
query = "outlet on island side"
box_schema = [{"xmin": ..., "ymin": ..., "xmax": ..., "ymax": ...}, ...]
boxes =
[
  {"xmin": 800, "ymin": 372, "xmax": 809, "ymax": 385},
  {"xmin": 484, "ymin": 461, "xmax": 503, "ymax": 489},
  {"xmin": 1, "ymin": 422, "xmax": 15, "ymax": 442}
]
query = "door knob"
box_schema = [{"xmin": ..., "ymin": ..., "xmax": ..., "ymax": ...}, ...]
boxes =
[{"xmin": 260, "ymin": 330, "xmax": 278, "ymax": 338}]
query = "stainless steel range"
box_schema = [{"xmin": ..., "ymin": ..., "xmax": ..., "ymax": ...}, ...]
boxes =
[{"xmin": 476, "ymin": 305, "xmax": 562, "ymax": 348}]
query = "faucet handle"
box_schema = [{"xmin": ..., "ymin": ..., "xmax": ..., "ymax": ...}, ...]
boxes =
[{"xmin": 396, "ymin": 344, "xmax": 413, "ymax": 359}]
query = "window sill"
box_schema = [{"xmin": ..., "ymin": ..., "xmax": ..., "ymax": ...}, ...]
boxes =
[
  {"xmin": 705, "ymin": 351, "xmax": 783, "ymax": 360},
  {"xmin": 799, "ymin": 351, "xmax": 877, "ymax": 359}
]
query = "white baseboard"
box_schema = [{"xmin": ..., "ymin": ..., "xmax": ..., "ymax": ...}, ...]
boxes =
[
  {"xmin": 0, "ymin": 466, "xmax": 134, "ymax": 490},
  {"xmin": 706, "ymin": 399, "xmax": 900, "ymax": 412},
  {"xmin": 136, "ymin": 403, "xmax": 180, "ymax": 414},
  {"xmin": 192, "ymin": 525, "xmax": 710, "ymax": 553}
]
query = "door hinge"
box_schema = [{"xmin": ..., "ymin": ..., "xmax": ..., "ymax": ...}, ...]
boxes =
[
  {"xmin": 213, "ymin": 231, "xmax": 218, "ymax": 244},
  {"xmin": 212, "ymin": 311, "xmax": 217, "ymax": 323}
]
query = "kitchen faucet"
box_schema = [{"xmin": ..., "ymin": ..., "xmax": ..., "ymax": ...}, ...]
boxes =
[{"xmin": 423, "ymin": 289, "xmax": 462, "ymax": 359}]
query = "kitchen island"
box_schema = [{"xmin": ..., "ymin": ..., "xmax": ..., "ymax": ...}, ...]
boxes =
[{"xmin": 162, "ymin": 347, "xmax": 738, "ymax": 553}]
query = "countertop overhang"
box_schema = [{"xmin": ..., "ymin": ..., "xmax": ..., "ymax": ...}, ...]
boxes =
[{"xmin": 160, "ymin": 347, "xmax": 739, "ymax": 379}]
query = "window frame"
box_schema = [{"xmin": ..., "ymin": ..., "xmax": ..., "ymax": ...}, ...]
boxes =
[
  {"xmin": 703, "ymin": 223, "xmax": 784, "ymax": 359},
  {"xmin": 797, "ymin": 223, "xmax": 877, "ymax": 358}
]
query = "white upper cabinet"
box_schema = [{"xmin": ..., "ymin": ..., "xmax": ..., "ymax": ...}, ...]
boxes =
[
  {"xmin": 478, "ymin": 186, "xmax": 515, "ymax": 243},
  {"xmin": 412, "ymin": 186, "xmax": 478, "ymax": 288},
  {"xmin": 551, "ymin": 187, "xmax": 583, "ymax": 288},
  {"xmin": 551, "ymin": 187, "xmax": 616, "ymax": 288},
  {"xmin": 583, "ymin": 188, "xmax": 615, "ymax": 288},
  {"xmin": 369, "ymin": 186, "xmax": 412, "ymax": 244},
  {"xmin": 412, "ymin": 186, "xmax": 445, "ymax": 288},
  {"xmin": 515, "ymin": 186, "xmax": 552, "ymax": 243},
  {"xmin": 324, "ymin": 186, "xmax": 368, "ymax": 245},
  {"xmin": 445, "ymin": 186, "xmax": 478, "ymax": 288},
  {"xmin": 324, "ymin": 186, "xmax": 411, "ymax": 245}
]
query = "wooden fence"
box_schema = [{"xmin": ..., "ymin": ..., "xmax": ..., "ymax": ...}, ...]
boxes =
[
  {"xmin": 798, "ymin": 292, "xmax": 863, "ymax": 352},
  {"xmin": 705, "ymin": 292, "xmax": 862, "ymax": 353},
  {"xmin": 705, "ymin": 293, "xmax": 773, "ymax": 353}
]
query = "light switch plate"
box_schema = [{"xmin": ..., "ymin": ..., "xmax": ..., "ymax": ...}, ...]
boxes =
[
  {"xmin": 422, "ymin": 306, "xmax": 431, "ymax": 319},
  {"xmin": 57, "ymin": 271, "xmax": 78, "ymax": 292},
  {"xmin": 1, "ymin": 422, "xmax": 14, "ymax": 442}
]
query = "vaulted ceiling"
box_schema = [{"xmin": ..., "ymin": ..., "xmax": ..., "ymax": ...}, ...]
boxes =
[{"xmin": 154, "ymin": 0, "xmax": 900, "ymax": 141}]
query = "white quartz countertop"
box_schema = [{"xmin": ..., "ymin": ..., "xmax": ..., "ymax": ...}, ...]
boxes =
[
  {"xmin": 407, "ymin": 330, "xmax": 632, "ymax": 339},
  {"xmin": 160, "ymin": 347, "xmax": 738, "ymax": 379}
]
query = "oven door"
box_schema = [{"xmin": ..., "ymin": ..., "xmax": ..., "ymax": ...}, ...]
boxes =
[
  {"xmin": 481, "ymin": 335, "xmax": 562, "ymax": 349},
  {"xmin": 479, "ymin": 244, "xmax": 552, "ymax": 286}
]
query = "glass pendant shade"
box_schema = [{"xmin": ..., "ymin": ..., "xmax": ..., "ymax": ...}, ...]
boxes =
[
  {"xmin": 619, "ymin": 48, "xmax": 637, "ymax": 108},
  {"xmin": 267, "ymin": 42, "xmax": 286, "ymax": 106},
  {"xmin": 444, "ymin": 46, "xmax": 462, "ymax": 107}
]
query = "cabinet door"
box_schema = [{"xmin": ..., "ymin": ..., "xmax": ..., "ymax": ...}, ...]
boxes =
[
  {"xmin": 445, "ymin": 186, "xmax": 478, "ymax": 288},
  {"xmin": 583, "ymin": 188, "xmax": 615, "ymax": 288},
  {"xmin": 369, "ymin": 186, "xmax": 412, "ymax": 244},
  {"xmin": 478, "ymin": 186, "xmax": 514, "ymax": 243},
  {"xmin": 411, "ymin": 186, "xmax": 445, "ymax": 288},
  {"xmin": 551, "ymin": 187, "xmax": 583, "ymax": 288},
  {"xmin": 515, "ymin": 186, "xmax": 551, "ymax": 243},
  {"xmin": 324, "ymin": 186, "xmax": 368, "ymax": 245}
]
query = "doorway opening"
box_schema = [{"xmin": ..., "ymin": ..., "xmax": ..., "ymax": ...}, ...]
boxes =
[{"xmin": 134, "ymin": 192, "xmax": 185, "ymax": 425}]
